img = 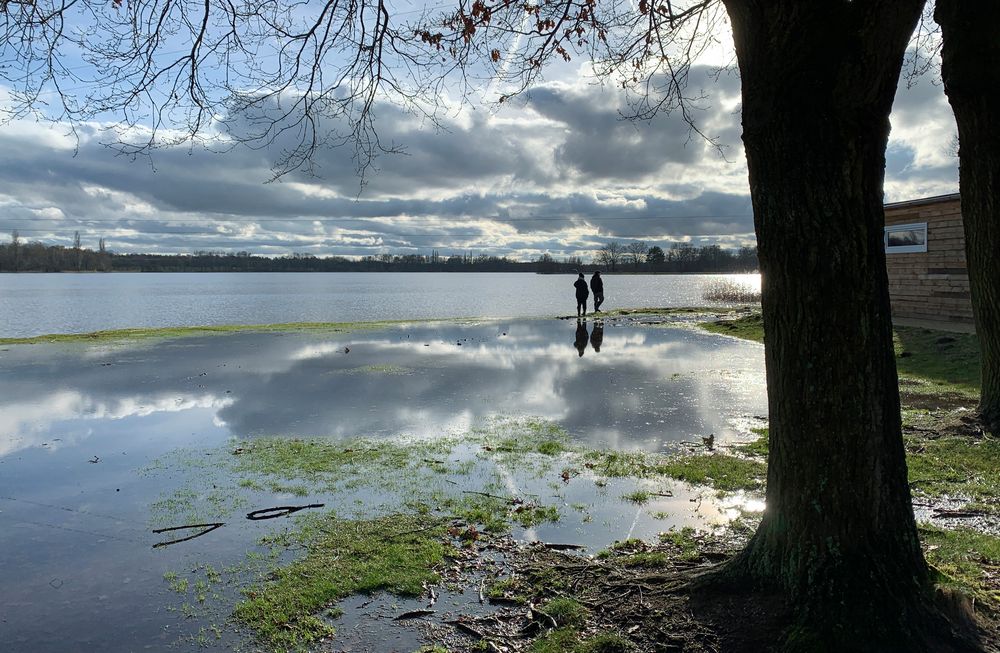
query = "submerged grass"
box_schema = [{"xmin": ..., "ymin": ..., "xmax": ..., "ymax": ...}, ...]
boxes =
[
  {"xmin": 734, "ymin": 427, "xmax": 769, "ymax": 458},
  {"xmin": 234, "ymin": 513, "xmax": 450, "ymax": 650},
  {"xmin": 0, "ymin": 319, "xmax": 417, "ymax": 345},
  {"xmin": 583, "ymin": 448, "xmax": 766, "ymax": 493}
]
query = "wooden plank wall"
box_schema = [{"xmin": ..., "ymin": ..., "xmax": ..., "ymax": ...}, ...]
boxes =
[{"xmin": 884, "ymin": 196, "xmax": 973, "ymax": 325}]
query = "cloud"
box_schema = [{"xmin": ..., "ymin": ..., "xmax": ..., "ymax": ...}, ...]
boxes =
[{"xmin": 0, "ymin": 56, "xmax": 957, "ymax": 259}]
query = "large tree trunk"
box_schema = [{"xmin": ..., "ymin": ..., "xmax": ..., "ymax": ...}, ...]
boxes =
[
  {"xmin": 936, "ymin": 0, "xmax": 1000, "ymax": 435},
  {"xmin": 716, "ymin": 2, "xmax": 969, "ymax": 648}
]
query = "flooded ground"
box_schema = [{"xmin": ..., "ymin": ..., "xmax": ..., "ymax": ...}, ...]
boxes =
[{"xmin": 0, "ymin": 315, "xmax": 767, "ymax": 651}]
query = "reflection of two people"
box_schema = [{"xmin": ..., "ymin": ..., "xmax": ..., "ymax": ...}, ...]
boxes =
[{"xmin": 574, "ymin": 319, "xmax": 604, "ymax": 357}]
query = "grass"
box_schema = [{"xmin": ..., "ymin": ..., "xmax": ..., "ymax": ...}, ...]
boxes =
[
  {"xmin": 656, "ymin": 454, "xmax": 766, "ymax": 492},
  {"xmin": 699, "ymin": 315, "xmax": 981, "ymax": 394},
  {"xmin": 530, "ymin": 628, "xmax": 635, "ymax": 653},
  {"xmin": 475, "ymin": 416, "xmax": 572, "ymax": 457},
  {"xmin": 658, "ymin": 527, "xmax": 702, "ymax": 561},
  {"xmin": 734, "ymin": 427, "xmax": 769, "ymax": 458},
  {"xmin": 486, "ymin": 577, "xmax": 530, "ymax": 604},
  {"xmin": 582, "ymin": 448, "xmax": 766, "ymax": 493},
  {"xmin": 893, "ymin": 327, "xmax": 981, "ymax": 392},
  {"xmin": 699, "ymin": 312, "xmax": 764, "ymax": 343},
  {"xmin": 0, "ymin": 318, "xmax": 418, "ymax": 345},
  {"xmin": 233, "ymin": 513, "xmax": 449, "ymax": 651},
  {"xmin": 340, "ymin": 364, "xmax": 413, "ymax": 375},
  {"xmin": 622, "ymin": 489, "xmax": 651, "ymax": 504},
  {"xmin": 920, "ymin": 524, "xmax": 1000, "ymax": 609},
  {"xmin": 541, "ymin": 597, "xmax": 588, "ymax": 626},
  {"xmin": 906, "ymin": 434, "xmax": 1000, "ymax": 502}
]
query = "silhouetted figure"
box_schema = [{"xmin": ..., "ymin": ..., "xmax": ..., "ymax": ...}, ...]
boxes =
[
  {"xmin": 574, "ymin": 273, "xmax": 589, "ymax": 317},
  {"xmin": 574, "ymin": 319, "xmax": 589, "ymax": 357},
  {"xmin": 590, "ymin": 271, "xmax": 604, "ymax": 312},
  {"xmin": 590, "ymin": 320, "xmax": 604, "ymax": 352}
]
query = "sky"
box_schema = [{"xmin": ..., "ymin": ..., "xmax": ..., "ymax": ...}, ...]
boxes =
[{"xmin": 0, "ymin": 20, "xmax": 959, "ymax": 262}]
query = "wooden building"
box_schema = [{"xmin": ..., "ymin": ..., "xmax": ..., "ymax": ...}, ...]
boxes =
[{"xmin": 883, "ymin": 193, "xmax": 974, "ymax": 332}]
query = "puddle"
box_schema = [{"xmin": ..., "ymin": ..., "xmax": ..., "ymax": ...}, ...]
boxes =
[{"xmin": 0, "ymin": 317, "xmax": 768, "ymax": 651}]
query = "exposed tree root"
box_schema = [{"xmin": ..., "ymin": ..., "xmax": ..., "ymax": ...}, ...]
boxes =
[{"xmin": 428, "ymin": 534, "xmax": 998, "ymax": 653}]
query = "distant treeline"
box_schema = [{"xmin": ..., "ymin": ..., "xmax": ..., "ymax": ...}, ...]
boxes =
[{"xmin": 0, "ymin": 239, "xmax": 758, "ymax": 274}]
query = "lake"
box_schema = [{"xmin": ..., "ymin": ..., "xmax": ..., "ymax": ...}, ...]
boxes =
[
  {"xmin": 0, "ymin": 272, "xmax": 760, "ymax": 338},
  {"xmin": 0, "ymin": 315, "xmax": 768, "ymax": 651}
]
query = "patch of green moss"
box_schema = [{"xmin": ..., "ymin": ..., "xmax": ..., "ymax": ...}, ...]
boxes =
[
  {"xmin": 234, "ymin": 513, "xmax": 449, "ymax": 651},
  {"xmin": 919, "ymin": 524, "xmax": 1000, "ymax": 608}
]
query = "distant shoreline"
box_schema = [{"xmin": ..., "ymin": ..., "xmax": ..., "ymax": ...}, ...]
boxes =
[
  {"xmin": 0, "ymin": 242, "xmax": 759, "ymax": 275},
  {"xmin": 0, "ymin": 269, "xmax": 760, "ymax": 275}
]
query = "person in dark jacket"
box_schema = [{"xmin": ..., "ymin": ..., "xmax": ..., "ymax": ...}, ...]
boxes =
[
  {"xmin": 590, "ymin": 271, "xmax": 604, "ymax": 312},
  {"xmin": 574, "ymin": 273, "xmax": 589, "ymax": 317}
]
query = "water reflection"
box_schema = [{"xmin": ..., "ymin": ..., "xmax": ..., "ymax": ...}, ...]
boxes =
[
  {"xmin": 0, "ymin": 317, "xmax": 768, "ymax": 651},
  {"xmin": 574, "ymin": 319, "xmax": 589, "ymax": 357},
  {"xmin": 0, "ymin": 318, "xmax": 766, "ymax": 456}
]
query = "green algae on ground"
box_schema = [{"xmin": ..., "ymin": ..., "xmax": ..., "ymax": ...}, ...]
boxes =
[{"xmin": 234, "ymin": 513, "xmax": 450, "ymax": 651}]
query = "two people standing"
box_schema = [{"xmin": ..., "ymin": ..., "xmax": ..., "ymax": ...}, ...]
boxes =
[
  {"xmin": 574, "ymin": 271, "xmax": 605, "ymax": 317},
  {"xmin": 574, "ymin": 319, "xmax": 604, "ymax": 357},
  {"xmin": 573, "ymin": 270, "xmax": 606, "ymax": 356}
]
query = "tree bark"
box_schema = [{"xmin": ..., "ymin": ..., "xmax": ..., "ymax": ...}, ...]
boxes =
[
  {"xmin": 936, "ymin": 0, "xmax": 1000, "ymax": 435},
  {"xmin": 716, "ymin": 2, "xmax": 971, "ymax": 648}
]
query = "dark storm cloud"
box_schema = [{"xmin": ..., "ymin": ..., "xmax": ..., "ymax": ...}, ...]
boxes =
[{"xmin": 525, "ymin": 67, "xmax": 744, "ymax": 181}]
